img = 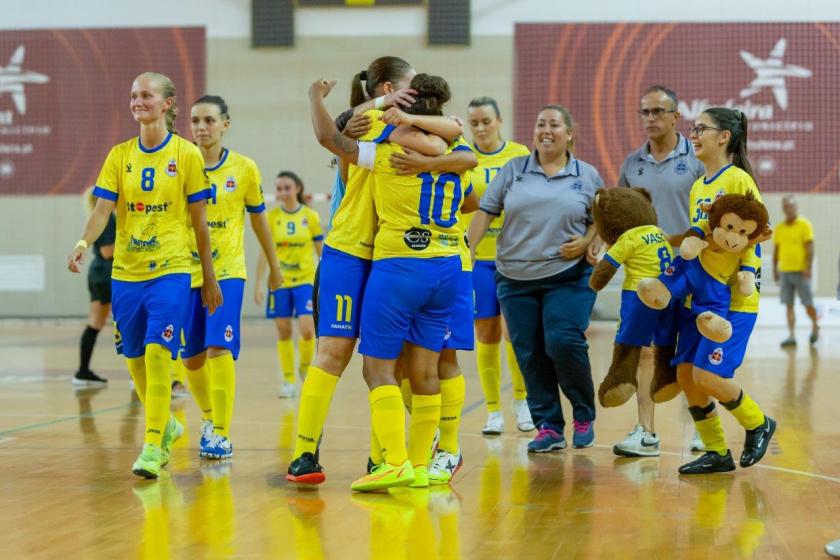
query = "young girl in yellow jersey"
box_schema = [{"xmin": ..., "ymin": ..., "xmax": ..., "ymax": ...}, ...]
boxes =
[
  {"xmin": 255, "ymin": 171, "xmax": 324, "ymax": 398},
  {"xmin": 670, "ymin": 108, "xmax": 776, "ymax": 475},
  {"xmin": 462, "ymin": 96, "xmax": 534, "ymax": 436},
  {"xmin": 181, "ymin": 95, "xmax": 283, "ymax": 460},
  {"xmin": 67, "ymin": 72, "xmax": 222, "ymax": 479}
]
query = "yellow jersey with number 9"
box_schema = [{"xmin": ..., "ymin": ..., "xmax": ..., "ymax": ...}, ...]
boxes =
[
  {"xmin": 687, "ymin": 164, "xmax": 763, "ymax": 313},
  {"xmin": 461, "ymin": 140, "xmax": 530, "ymax": 261},
  {"xmin": 267, "ymin": 205, "xmax": 324, "ymax": 287},
  {"xmin": 93, "ymin": 132, "xmax": 210, "ymax": 282},
  {"xmin": 325, "ymin": 109, "xmax": 395, "ymax": 260},
  {"xmin": 368, "ymin": 138, "xmax": 473, "ymax": 261}
]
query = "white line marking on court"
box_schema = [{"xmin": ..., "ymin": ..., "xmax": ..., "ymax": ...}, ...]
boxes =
[{"xmin": 0, "ymin": 437, "xmax": 14, "ymax": 445}]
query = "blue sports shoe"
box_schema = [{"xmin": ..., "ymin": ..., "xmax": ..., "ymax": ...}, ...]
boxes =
[
  {"xmin": 527, "ymin": 427, "xmax": 566, "ymax": 453},
  {"xmin": 201, "ymin": 433, "xmax": 233, "ymax": 460},
  {"xmin": 572, "ymin": 420, "xmax": 595, "ymax": 448}
]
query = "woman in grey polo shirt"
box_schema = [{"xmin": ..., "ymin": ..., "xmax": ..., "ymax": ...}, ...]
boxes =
[{"xmin": 468, "ymin": 104, "xmax": 602, "ymax": 452}]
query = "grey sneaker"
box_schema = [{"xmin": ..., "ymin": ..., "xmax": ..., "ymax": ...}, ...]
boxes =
[{"xmin": 613, "ymin": 424, "xmax": 660, "ymax": 457}]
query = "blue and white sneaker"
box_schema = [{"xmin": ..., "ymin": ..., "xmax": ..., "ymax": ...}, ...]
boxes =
[
  {"xmin": 199, "ymin": 420, "xmax": 214, "ymax": 451},
  {"xmin": 527, "ymin": 427, "xmax": 566, "ymax": 453},
  {"xmin": 201, "ymin": 433, "xmax": 233, "ymax": 460},
  {"xmin": 572, "ymin": 420, "xmax": 595, "ymax": 448}
]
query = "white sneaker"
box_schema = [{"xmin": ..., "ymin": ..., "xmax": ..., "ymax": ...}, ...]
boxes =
[
  {"xmin": 428, "ymin": 449, "xmax": 463, "ymax": 485},
  {"xmin": 199, "ymin": 419, "xmax": 214, "ymax": 450},
  {"xmin": 690, "ymin": 430, "xmax": 706, "ymax": 452},
  {"xmin": 278, "ymin": 382, "xmax": 296, "ymax": 399},
  {"xmin": 514, "ymin": 400, "xmax": 535, "ymax": 432},
  {"xmin": 613, "ymin": 424, "xmax": 660, "ymax": 457},
  {"xmin": 827, "ymin": 538, "xmax": 840, "ymax": 558},
  {"xmin": 482, "ymin": 411, "xmax": 504, "ymax": 435}
]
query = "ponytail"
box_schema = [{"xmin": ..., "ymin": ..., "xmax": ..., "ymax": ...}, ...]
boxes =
[
  {"xmin": 349, "ymin": 57, "xmax": 412, "ymax": 108},
  {"xmin": 350, "ymin": 71, "xmax": 368, "ymax": 108}
]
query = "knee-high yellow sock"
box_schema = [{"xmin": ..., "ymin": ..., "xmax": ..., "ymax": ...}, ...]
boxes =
[
  {"xmin": 476, "ymin": 341, "xmax": 502, "ymax": 413},
  {"xmin": 126, "ymin": 357, "xmax": 147, "ymax": 405},
  {"xmin": 408, "ymin": 393, "xmax": 442, "ymax": 468},
  {"xmin": 370, "ymin": 385, "xmax": 408, "ymax": 466},
  {"xmin": 400, "ymin": 377, "xmax": 413, "ymax": 412},
  {"xmin": 695, "ymin": 415, "xmax": 728, "ymax": 456},
  {"xmin": 439, "ymin": 376, "xmax": 465, "ymax": 454},
  {"xmin": 277, "ymin": 339, "xmax": 296, "ymax": 384},
  {"xmin": 723, "ymin": 391, "xmax": 765, "ymax": 431},
  {"xmin": 293, "ymin": 366, "xmax": 339, "ymax": 458},
  {"xmin": 369, "ymin": 429, "xmax": 383, "ymax": 464},
  {"xmin": 171, "ymin": 356, "xmax": 186, "ymax": 385},
  {"xmin": 298, "ymin": 338, "xmax": 315, "ymax": 380},
  {"xmin": 208, "ymin": 353, "xmax": 236, "ymax": 437},
  {"xmin": 144, "ymin": 344, "xmax": 172, "ymax": 447},
  {"xmin": 505, "ymin": 340, "xmax": 527, "ymax": 401},
  {"xmin": 185, "ymin": 363, "xmax": 213, "ymax": 421}
]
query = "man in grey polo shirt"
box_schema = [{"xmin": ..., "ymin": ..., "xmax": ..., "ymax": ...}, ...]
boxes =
[{"xmin": 613, "ymin": 85, "xmax": 705, "ymax": 458}]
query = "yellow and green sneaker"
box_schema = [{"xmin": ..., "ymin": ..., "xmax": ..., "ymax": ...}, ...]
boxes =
[
  {"xmin": 160, "ymin": 416, "xmax": 184, "ymax": 467},
  {"xmin": 351, "ymin": 460, "xmax": 415, "ymax": 492},
  {"xmin": 132, "ymin": 443, "xmax": 162, "ymax": 479},
  {"xmin": 409, "ymin": 465, "xmax": 429, "ymax": 488}
]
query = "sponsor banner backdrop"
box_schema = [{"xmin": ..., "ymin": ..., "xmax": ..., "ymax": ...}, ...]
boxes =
[
  {"xmin": 514, "ymin": 23, "xmax": 840, "ymax": 192},
  {"xmin": 0, "ymin": 28, "xmax": 205, "ymax": 195}
]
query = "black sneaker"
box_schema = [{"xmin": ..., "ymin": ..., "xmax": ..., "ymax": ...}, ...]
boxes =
[
  {"xmin": 740, "ymin": 416, "xmax": 776, "ymax": 468},
  {"xmin": 286, "ymin": 452, "xmax": 325, "ymax": 485},
  {"xmin": 72, "ymin": 370, "xmax": 108, "ymax": 386},
  {"xmin": 367, "ymin": 457, "xmax": 376, "ymax": 474},
  {"xmin": 678, "ymin": 450, "xmax": 736, "ymax": 475}
]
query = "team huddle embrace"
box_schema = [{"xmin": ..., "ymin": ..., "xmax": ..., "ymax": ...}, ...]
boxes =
[{"xmin": 67, "ymin": 55, "xmax": 776, "ymax": 487}]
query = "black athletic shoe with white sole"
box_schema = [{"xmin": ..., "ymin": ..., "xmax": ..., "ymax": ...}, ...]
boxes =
[
  {"xmin": 678, "ymin": 450, "xmax": 736, "ymax": 475},
  {"xmin": 740, "ymin": 416, "xmax": 776, "ymax": 468},
  {"xmin": 73, "ymin": 370, "xmax": 108, "ymax": 386}
]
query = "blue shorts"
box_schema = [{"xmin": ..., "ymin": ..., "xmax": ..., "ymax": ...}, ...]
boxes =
[
  {"xmin": 267, "ymin": 284, "xmax": 314, "ymax": 318},
  {"xmin": 359, "ymin": 256, "xmax": 461, "ymax": 359},
  {"xmin": 615, "ymin": 290, "xmax": 678, "ymax": 348},
  {"xmin": 443, "ymin": 271, "xmax": 475, "ymax": 351},
  {"xmin": 693, "ymin": 311, "xmax": 757, "ymax": 378},
  {"xmin": 112, "ymin": 274, "xmax": 190, "ymax": 359},
  {"xmin": 317, "ymin": 245, "xmax": 371, "ymax": 338},
  {"xmin": 181, "ymin": 279, "xmax": 245, "ymax": 360},
  {"xmin": 659, "ymin": 257, "xmax": 730, "ymax": 317},
  {"xmin": 473, "ymin": 260, "xmax": 500, "ymax": 319}
]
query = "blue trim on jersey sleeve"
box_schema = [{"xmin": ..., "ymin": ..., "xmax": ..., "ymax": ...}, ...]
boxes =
[
  {"xmin": 93, "ymin": 186, "xmax": 118, "ymax": 201},
  {"xmin": 479, "ymin": 206, "xmax": 501, "ymax": 216},
  {"xmin": 372, "ymin": 124, "xmax": 396, "ymax": 144},
  {"xmin": 702, "ymin": 163, "xmax": 733, "ymax": 185},
  {"xmin": 452, "ymin": 144, "xmax": 473, "ymax": 153},
  {"xmin": 187, "ymin": 188, "xmax": 212, "ymax": 203},
  {"xmin": 312, "ymin": 235, "xmax": 325, "ymax": 241},
  {"xmin": 690, "ymin": 226, "xmax": 706, "ymax": 239},
  {"xmin": 246, "ymin": 202, "xmax": 266, "ymax": 213},
  {"xmin": 604, "ymin": 254, "xmax": 621, "ymax": 268},
  {"xmin": 473, "ymin": 141, "xmax": 506, "ymax": 156},
  {"xmin": 754, "ymin": 243, "xmax": 762, "ymax": 257},
  {"xmin": 739, "ymin": 265, "xmax": 756, "ymax": 274},
  {"xmin": 464, "ymin": 183, "xmax": 474, "ymax": 197},
  {"xmin": 138, "ymin": 131, "xmax": 173, "ymax": 154},
  {"xmin": 205, "ymin": 148, "xmax": 230, "ymax": 171}
]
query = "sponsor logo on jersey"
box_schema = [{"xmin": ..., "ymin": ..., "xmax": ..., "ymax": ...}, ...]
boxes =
[
  {"xmin": 224, "ymin": 325, "xmax": 233, "ymax": 342},
  {"xmin": 162, "ymin": 324, "xmax": 174, "ymax": 343},
  {"xmin": 166, "ymin": 158, "xmax": 177, "ymax": 177},
  {"xmin": 127, "ymin": 223, "xmax": 160, "ymax": 252},
  {"xmin": 709, "ymin": 347, "xmax": 724, "ymax": 366},
  {"xmin": 126, "ymin": 201, "xmax": 171, "ymax": 214},
  {"xmin": 224, "ymin": 176, "xmax": 236, "ymax": 192},
  {"xmin": 126, "ymin": 163, "xmax": 132, "ymax": 173},
  {"xmin": 403, "ymin": 227, "xmax": 431, "ymax": 250},
  {"xmin": 207, "ymin": 219, "xmax": 228, "ymax": 229}
]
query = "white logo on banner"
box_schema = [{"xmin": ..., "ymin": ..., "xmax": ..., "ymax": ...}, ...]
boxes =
[
  {"xmin": 0, "ymin": 46, "xmax": 49, "ymax": 115},
  {"xmin": 739, "ymin": 38, "xmax": 812, "ymax": 110}
]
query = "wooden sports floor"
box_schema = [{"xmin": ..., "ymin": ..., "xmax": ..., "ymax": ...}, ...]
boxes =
[{"xmin": 2, "ymin": 320, "xmax": 839, "ymax": 559}]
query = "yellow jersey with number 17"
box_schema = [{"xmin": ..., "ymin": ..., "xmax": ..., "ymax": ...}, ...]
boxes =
[
  {"xmin": 187, "ymin": 148, "xmax": 266, "ymax": 287},
  {"xmin": 461, "ymin": 140, "xmax": 530, "ymax": 261},
  {"xmin": 93, "ymin": 132, "xmax": 210, "ymax": 282},
  {"xmin": 687, "ymin": 164, "xmax": 763, "ymax": 313},
  {"xmin": 267, "ymin": 205, "xmax": 324, "ymax": 287},
  {"xmin": 325, "ymin": 109, "xmax": 394, "ymax": 260},
  {"xmin": 367, "ymin": 138, "xmax": 473, "ymax": 261}
]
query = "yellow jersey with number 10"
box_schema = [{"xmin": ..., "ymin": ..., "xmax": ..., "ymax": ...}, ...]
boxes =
[
  {"xmin": 462, "ymin": 140, "xmax": 530, "ymax": 261},
  {"xmin": 93, "ymin": 132, "xmax": 210, "ymax": 282},
  {"xmin": 267, "ymin": 205, "xmax": 324, "ymax": 287}
]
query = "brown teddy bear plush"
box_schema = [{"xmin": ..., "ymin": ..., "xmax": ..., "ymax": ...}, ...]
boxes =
[
  {"xmin": 589, "ymin": 187, "xmax": 680, "ymax": 408},
  {"xmin": 638, "ymin": 191, "xmax": 769, "ymax": 344}
]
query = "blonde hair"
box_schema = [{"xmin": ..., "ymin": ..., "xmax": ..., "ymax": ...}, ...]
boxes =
[
  {"xmin": 82, "ymin": 186, "xmax": 96, "ymax": 214},
  {"xmin": 138, "ymin": 72, "xmax": 178, "ymax": 134}
]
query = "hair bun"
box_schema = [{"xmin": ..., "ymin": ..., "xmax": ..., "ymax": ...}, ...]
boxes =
[{"xmin": 359, "ymin": 70, "xmax": 368, "ymax": 81}]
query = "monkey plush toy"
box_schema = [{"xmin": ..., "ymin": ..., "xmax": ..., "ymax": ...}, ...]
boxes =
[
  {"xmin": 638, "ymin": 191, "xmax": 769, "ymax": 344},
  {"xmin": 589, "ymin": 187, "xmax": 680, "ymax": 408}
]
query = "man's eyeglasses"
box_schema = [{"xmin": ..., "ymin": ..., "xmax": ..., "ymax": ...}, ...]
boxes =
[
  {"xmin": 688, "ymin": 124, "xmax": 723, "ymax": 137},
  {"xmin": 637, "ymin": 108, "xmax": 675, "ymax": 119}
]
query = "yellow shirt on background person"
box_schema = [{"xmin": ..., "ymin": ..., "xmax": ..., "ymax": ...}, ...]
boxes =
[
  {"xmin": 267, "ymin": 205, "xmax": 324, "ymax": 287},
  {"xmin": 774, "ymin": 216, "xmax": 814, "ymax": 272},
  {"xmin": 604, "ymin": 225, "xmax": 674, "ymax": 291}
]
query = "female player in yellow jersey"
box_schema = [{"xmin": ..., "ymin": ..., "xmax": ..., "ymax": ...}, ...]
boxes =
[
  {"xmin": 255, "ymin": 171, "xmax": 324, "ymax": 398},
  {"xmin": 181, "ymin": 95, "xmax": 283, "ymax": 460},
  {"xmin": 67, "ymin": 72, "xmax": 221, "ymax": 479},
  {"xmin": 670, "ymin": 107, "xmax": 775, "ymax": 475},
  {"xmin": 462, "ymin": 96, "xmax": 534, "ymax": 435}
]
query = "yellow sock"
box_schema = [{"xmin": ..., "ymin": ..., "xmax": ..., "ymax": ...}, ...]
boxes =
[
  {"xmin": 725, "ymin": 391, "xmax": 765, "ymax": 431},
  {"xmin": 185, "ymin": 363, "xmax": 213, "ymax": 421},
  {"xmin": 438, "ymin": 376, "xmax": 465, "ymax": 453},
  {"xmin": 298, "ymin": 337, "xmax": 315, "ymax": 380},
  {"xmin": 126, "ymin": 357, "xmax": 147, "ymax": 405},
  {"xmin": 695, "ymin": 415, "xmax": 728, "ymax": 456},
  {"xmin": 370, "ymin": 385, "xmax": 408, "ymax": 466},
  {"xmin": 208, "ymin": 353, "xmax": 236, "ymax": 437},
  {"xmin": 400, "ymin": 377, "xmax": 413, "ymax": 412},
  {"xmin": 408, "ymin": 393, "xmax": 441, "ymax": 468},
  {"xmin": 370, "ymin": 428, "xmax": 383, "ymax": 464},
  {"xmin": 293, "ymin": 366, "xmax": 339, "ymax": 458},
  {"xmin": 171, "ymin": 356, "xmax": 186, "ymax": 385},
  {"xmin": 505, "ymin": 340, "xmax": 527, "ymax": 401},
  {"xmin": 143, "ymin": 344, "xmax": 172, "ymax": 447},
  {"xmin": 476, "ymin": 341, "xmax": 502, "ymax": 413},
  {"xmin": 277, "ymin": 339, "xmax": 295, "ymax": 384}
]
